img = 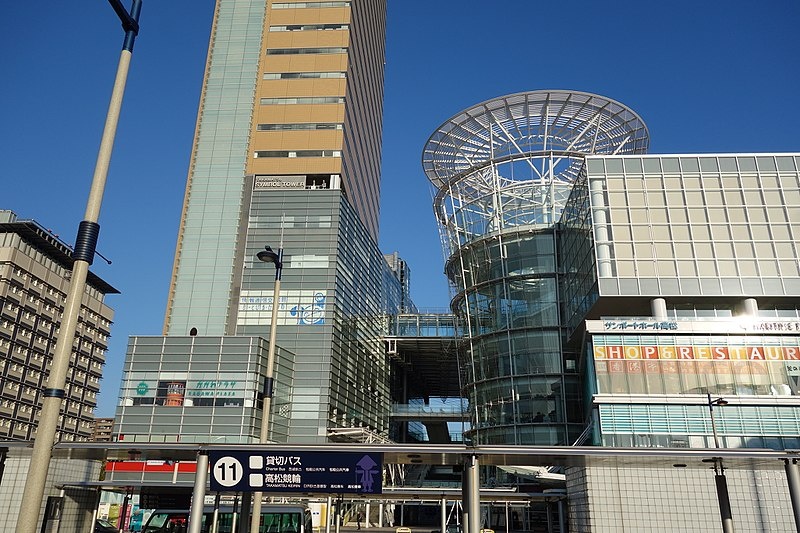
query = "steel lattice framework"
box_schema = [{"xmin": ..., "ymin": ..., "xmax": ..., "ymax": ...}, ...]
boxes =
[{"xmin": 423, "ymin": 90, "xmax": 650, "ymax": 255}]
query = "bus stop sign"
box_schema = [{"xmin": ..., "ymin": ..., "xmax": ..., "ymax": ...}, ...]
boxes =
[{"xmin": 209, "ymin": 451, "xmax": 383, "ymax": 494}]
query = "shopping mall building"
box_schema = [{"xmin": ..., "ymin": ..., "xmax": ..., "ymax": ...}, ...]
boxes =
[{"xmin": 424, "ymin": 89, "xmax": 800, "ymax": 531}]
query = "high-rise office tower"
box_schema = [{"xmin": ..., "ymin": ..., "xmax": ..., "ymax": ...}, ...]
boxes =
[
  {"xmin": 115, "ymin": 0, "xmax": 394, "ymax": 446},
  {"xmin": 167, "ymin": 0, "xmax": 385, "ymax": 335}
]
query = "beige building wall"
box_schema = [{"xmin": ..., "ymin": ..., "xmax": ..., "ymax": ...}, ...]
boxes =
[
  {"xmin": 165, "ymin": 0, "xmax": 386, "ymax": 335},
  {"xmin": 246, "ymin": 0, "xmax": 385, "ymax": 238}
]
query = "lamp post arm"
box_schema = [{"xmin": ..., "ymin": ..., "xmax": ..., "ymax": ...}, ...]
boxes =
[{"xmin": 108, "ymin": 0, "xmax": 142, "ymax": 50}]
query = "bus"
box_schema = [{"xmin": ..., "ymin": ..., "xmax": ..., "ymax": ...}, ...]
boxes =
[{"xmin": 142, "ymin": 504, "xmax": 309, "ymax": 533}]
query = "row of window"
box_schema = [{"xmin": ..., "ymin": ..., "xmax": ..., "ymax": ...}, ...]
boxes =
[
  {"xmin": 267, "ymin": 47, "xmax": 346, "ymax": 55},
  {"xmin": 2, "ymin": 341, "xmax": 102, "ymax": 369},
  {"xmin": 0, "ymin": 323, "xmax": 50, "ymax": 345},
  {"xmin": 3, "ymin": 296, "xmax": 110, "ymax": 333},
  {"xmin": 257, "ymin": 123, "xmax": 342, "ymax": 131},
  {"xmin": 588, "ymin": 155, "xmax": 800, "ymax": 175},
  {"xmin": 260, "ymin": 96, "xmax": 344, "ymax": 105},
  {"xmin": 1, "ymin": 373, "xmax": 99, "ymax": 397},
  {"xmin": 269, "ymin": 23, "xmax": 348, "ymax": 32},
  {"xmin": 263, "ymin": 71, "xmax": 345, "ymax": 80},
  {"xmin": 2, "ymin": 382, "xmax": 38, "ymax": 394},
  {"xmin": 599, "ymin": 404, "xmax": 800, "ymax": 439},
  {"xmin": 254, "ymin": 150, "xmax": 341, "ymax": 158},
  {"xmin": 4, "ymin": 345, "xmax": 46, "ymax": 361},
  {"xmin": 0, "ymin": 416, "xmax": 93, "ymax": 430},
  {"xmin": 5, "ymin": 363, "xmax": 40, "ymax": 376},
  {"xmin": 272, "ymin": 1, "xmax": 350, "ymax": 8},
  {"xmin": 5, "ymin": 302, "xmax": 56, "ymax": 320},
  {"xmin": 8, "ymin": 269, "xmax": 111, "ymax": 327}
]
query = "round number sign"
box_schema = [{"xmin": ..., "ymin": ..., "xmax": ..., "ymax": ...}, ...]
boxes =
[{"xmin": 213, "ymin": 456, "xmax": 244, "ymax": 488}]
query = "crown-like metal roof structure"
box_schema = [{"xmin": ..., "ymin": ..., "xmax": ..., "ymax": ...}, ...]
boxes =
[{"xmin": 422, "ymin": 90, "xmax": 649, "ymax": 251}]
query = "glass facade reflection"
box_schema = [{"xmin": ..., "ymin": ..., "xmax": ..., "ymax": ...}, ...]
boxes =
[
  {"xmin": 116, "ymin": 335, "xmax": 293, "ymax": 443},
  {"xmin": 236, "ymin": 189, "xmax": 394, "ymax": 442}
]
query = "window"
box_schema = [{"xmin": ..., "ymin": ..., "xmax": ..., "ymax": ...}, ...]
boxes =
[
  {"xmin": 272, "ymin": 1, "xmax": 350, "ymax": 8},
  {"xmin": 270, "ymin": 23, "xmax": 348, "ymax": 31},
  {"xmin": 257, "ymin": 123, "xmax": 342, "ymax": 131},
  {"xmin": 266, "ymin": 47, "xmax": 346, "ymax": 55},
  {"xmin": 254, "ymin": 150, "xmax": 341, "ymax": 158},
  {"xmin": 260, "ymin": 96, "xmax": 344, "ymax": 105},
  {"xmin": 263, "ymin": 72, "xmax": 345, "ymax": 80}
]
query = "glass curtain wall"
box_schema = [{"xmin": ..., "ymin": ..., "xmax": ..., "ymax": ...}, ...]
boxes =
[{"xmin": 423, "ymin": 91, "xmax": 649, "ymax": 444}]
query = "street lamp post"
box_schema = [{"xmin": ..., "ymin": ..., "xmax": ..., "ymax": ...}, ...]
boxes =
[
  {"xmin": 16, "ymin": 3, "xmax": 142, "ymax": 533},
  {"xmin": 250, "ymin": 245, "xmax": 284, "ymax": 533},
  {"xmin": 707, "ymin": 393, "xmax": 734, "ymax": 533}
]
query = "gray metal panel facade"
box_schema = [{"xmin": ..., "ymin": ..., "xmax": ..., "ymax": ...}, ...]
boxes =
[
  {"xmin": 585, "ymin": 154, "xmax": 800, "ymax": 298},
  {"xmin": 235, "ymin": 189, "xmax": 394, "ymax": 443}
]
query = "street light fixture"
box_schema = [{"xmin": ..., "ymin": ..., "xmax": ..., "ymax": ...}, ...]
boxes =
[
  {"xmin": 707, "ymin": 393, "xmax": 734, "ymax": 533},
  {"xmin": 17, "ymin": 3, "xmax": 142, "ymax": 533},
  {"xmin": 251, "ymin": 244, "xmax": 284, "ymax": 533}
]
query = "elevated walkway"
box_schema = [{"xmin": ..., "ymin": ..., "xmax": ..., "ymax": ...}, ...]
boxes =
[
  {"xmin": 385, "ymin": 314, "xmax": 464, "ymax": 399},
  {"xmin": 390, "ymin": 403, "xmax": 468, "ymax": 422}
]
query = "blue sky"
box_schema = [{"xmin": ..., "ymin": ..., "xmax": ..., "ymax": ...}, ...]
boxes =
[{"xmin": 1, "ymin": 1, "xmax": 798, "ymax": 418}]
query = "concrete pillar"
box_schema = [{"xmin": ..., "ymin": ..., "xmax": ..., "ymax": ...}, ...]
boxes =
[
  {"xmin": 465, "ymin": 456, "xmax": 480, "ymax": 533},
  {"xmin": 326, "ymin": 496, "xmax": 332, "ymax": 533},
  {"xmin": 440, "ymin": 497, "xmax": 447, "ymax": 533},
  {"xmin": 589, "ymin": 178, "xmax": 612, "ymax": 278},
  {"xmin": 461, "ymin": 467, "xmax": 470, "ymax": 533},
  {"xmin": 188, "ymin": 453, "xmax": 209, "ymax": 533},
  {"xmin": 650, "ymin": 298, "xmax": 667, "ymax": 319},
  {"xmin": 365, "ymin": 503, "xmax": 371, "ymax": 529},
  {"xmin": 742, "ymin": 298, "xmax": 758, "ymax": 316}
]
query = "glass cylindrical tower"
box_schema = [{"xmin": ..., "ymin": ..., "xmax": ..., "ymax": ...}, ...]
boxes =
[{"xmin": 423, "ymin": 90, "xmax": 649, "ymax": 444}]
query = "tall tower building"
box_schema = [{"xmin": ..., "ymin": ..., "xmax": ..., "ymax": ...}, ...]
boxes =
[
  {"xmin": 165, "ymin": 0, "xmax": 385, "ymax": 337},
  {"xmin": 115, "ymin": 0, "xmax": 393, "ymax": 446}
]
